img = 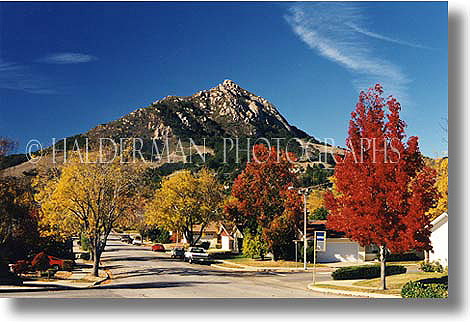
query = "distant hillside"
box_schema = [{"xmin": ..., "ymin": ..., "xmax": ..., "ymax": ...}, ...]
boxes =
[{"xmin": 2, "ymin": 80, "xmax": 341, "ymax": 181}]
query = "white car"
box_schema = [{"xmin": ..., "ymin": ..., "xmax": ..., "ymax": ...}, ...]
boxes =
[
  {"xmin": 132, "ymin": 235, "xmax": 142, "ymax": 245},
  {"xmin": 184, "ymin": 247, "xmax": 209, "ymax": 264}
]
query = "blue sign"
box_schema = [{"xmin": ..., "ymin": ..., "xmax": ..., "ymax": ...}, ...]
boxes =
[{"xmin": 314, "ymin": 231, "xmax": 327, "ymax": 252}]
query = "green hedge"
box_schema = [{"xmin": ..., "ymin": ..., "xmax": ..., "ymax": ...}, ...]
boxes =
[
  {"xmin": 401, "ymin": 280, "xmax": 448, "ymax": 298},
  {"xmin": 79, "ymin": 252, "xmax": 90, "ymax": 260},
  {"xmin": 332, "ymin": 264, "xmax": 407, "ymax": 280}
]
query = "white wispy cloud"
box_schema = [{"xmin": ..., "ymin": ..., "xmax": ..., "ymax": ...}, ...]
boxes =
[
  {"xmin": 0, "ymin": 60, "xmax": 57, "ymax": 94},
  {"xmin": 285, "ymin": 3, "xmax": 419, "ymax": 102},
  {"xmin": 346, "ymin": 22, "xmax": 431, "ymax": 50},
  {"xmin": 38, "ymin": 52, "xmax": 97, "ymax": 64}
]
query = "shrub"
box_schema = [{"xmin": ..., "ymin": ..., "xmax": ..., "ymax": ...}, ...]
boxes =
[
  {"xmin": 209, "ymin": 251, "xmax": 234, "ymax": 260},
  {"xmin": 199, "ymin": 241, "xmax": 210, "ymax": 250},
  {"xmin": 401, "ymin": 280, "xmax": 448, "ymax": 298},
  {"xmin": 11, "ymin": 260, "xmax": 31, "ymax": 275},
  {"xmin": 420, "ymin": 261, "xmax": 443, "ymax": 273},
  {"xmin": 31, "ymin": 252, "xmax": 50, "ymax": 272},
  {"xmin": 242, "ymin": 230, "xmax": 268, "ymax": 259},
  {"xmin": 332, "ymin": 264, "xmax": 407, "ymax": 280},
  {"xmin": 80, "ymin": 234, "xmax": 90, "ymax": 252},
  {"xmin": 299, "ymin": 242, "xmax": 314, "ymax": 263},
  {"xmin": 387, "ymin": 252, "xmax": 422, "ymax": 262}
]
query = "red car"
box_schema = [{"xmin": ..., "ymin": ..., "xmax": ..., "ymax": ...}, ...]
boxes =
[
  {"xmin": 151, "ymin": 244, "xmax": 165, "ymax": 252},
  {"xmin": 48, "ymin": 256, "xmax": 75, "ymax": 271}
]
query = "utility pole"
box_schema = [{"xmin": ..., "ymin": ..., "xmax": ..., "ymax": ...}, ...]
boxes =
[
  {"xmin": 288, "ymin": 186, "xmax": 310, "ymax": 270},
  {"xmin": 303, "ymin": 191, "xmax": 307, "ymax": 270}
]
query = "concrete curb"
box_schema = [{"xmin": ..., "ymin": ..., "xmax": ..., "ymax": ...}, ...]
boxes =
[
  {"xmin": 210, "ymin": 263, "xmax": 255, "ymax": 271},
  {"xmin": 307, "ymin": 283, "xmax": 401, "ymax": 298},
  {"xmin": 91, "ymin": 269, "xmax": 111, "ymax": 287},
  {"xmin": 218, "ymin": 260, "xmax": 332, "ymax": 272}
]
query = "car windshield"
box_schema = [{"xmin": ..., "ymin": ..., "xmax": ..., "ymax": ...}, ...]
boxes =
[{"xmin": 191, "ymin": 248, "xmax": 205, "ymax": 253}]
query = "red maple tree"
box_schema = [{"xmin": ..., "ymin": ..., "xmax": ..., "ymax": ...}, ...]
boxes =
[
  {"xmin": 324, "ymin": 85, "xmax": 438, "ymax": 289},
  {"xmin": 225, "ymin": 144, "xmax": 303, "ymax": 260}
]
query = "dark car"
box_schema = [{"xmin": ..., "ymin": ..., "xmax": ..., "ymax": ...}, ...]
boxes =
[
  {"xmin": 151, "ymin": 244, "xmax": 165, "ymax": 252},
  {"xmin": 120, "ymin": 234, "xmax": 132, "ymax": 243},
  {"xmin": 170, "ymin": 247, "xmax": 185, "ymax": 259}
]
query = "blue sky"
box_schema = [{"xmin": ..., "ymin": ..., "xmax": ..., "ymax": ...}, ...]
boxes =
[{"xmin": 0, "ymin": 2, "xmax": 448, "ymax": 157}]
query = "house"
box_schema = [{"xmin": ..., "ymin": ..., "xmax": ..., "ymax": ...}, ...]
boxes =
[
  {"xmin": 218, "ymin": 223, "xmax": 244, "ymax": 253},
  {"xmin": 301, "ymin": 220, "xmax": 377, "ymax": 263},
  {"xmin": 429, "ymin": 212, "xmax": 448, "ymax": 266},
  {"xmin": 169, "ymin": 222, "xmax": 220, "ymax": 247}
]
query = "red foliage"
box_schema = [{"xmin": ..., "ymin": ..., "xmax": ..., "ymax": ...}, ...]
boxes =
[
  {"xmin": 225, "ymin": 144, "xmax": 302, "ymax": 259},
  {"xmin": 31, "ymin": 252, "xmax": 50, "ymax": 271},
  {"xmin": 324, "ymin": 85, "xmax": 438, "ymax": 253}
]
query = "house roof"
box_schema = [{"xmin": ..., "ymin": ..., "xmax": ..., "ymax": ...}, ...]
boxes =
[
  {"xmin": 430, "ymin": 212, "xmax": 448, "ymax": 233},
  {"xmin": 192, "ymin": 222, "xmax": 220, "ymax": 233},
  {"xmin": 299, "ymin": 220, "xmax": 346, "ymax": 239},
  {"xmin": 218, "ymin": 222, "xmax": 244, "ymax": 237}
]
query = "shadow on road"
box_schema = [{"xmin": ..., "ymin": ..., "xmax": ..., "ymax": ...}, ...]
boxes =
[
  {"xmin": 97, "ymin": 280, "xmax": 228, "ymax": 290},
  {"xmin": 110, "ymin": 266, "xmax": 280, "ymax": 281}
]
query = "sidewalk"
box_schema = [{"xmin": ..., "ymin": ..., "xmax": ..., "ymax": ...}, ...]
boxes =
[
  {"xmin": 0, "ymin": 252, "xmax": 109, "ymax": 293},
  {"xmin": 307, "ymin": 280, "xmax": 402, "ymax": 298},
  {"xmin": 211, "ymin": 260, "xmax": 334, "ymax": 272}
]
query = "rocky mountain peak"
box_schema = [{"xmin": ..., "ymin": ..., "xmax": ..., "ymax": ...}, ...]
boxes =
[{"xmin": 87, "ymin": 80, "xmax": 310, "ymax": 146}]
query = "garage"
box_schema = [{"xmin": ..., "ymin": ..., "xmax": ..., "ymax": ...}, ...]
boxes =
[
  {"xmin": 221, "ymin": 235, "xmax": 232, "ymax": 251},
  {"xmin": 316, "ymin": 239, "xmax": 360, "ymax": 263}
]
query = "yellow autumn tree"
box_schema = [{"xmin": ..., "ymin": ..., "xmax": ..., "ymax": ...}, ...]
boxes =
[
  {"xmin": 307, "ymin": 189, "xmax": 328, "ymax": 220},
  {"xmin": 36, "ymin": 152, "xmax": 144, "ymax": 276},
  {"xmin": 428, "ymin": 157, "xmax": 448, "ymax": 220},
  {"xmin": 145, "ymin": 168, "xmax": 224, "ymax": 246}
]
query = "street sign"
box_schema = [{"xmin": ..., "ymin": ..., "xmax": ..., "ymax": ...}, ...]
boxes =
[
  {"xmin": 315, "ymin": 231, "xmax": 326, "ymax": 252},
  {"xmin": 312, "ymin": 230, "xmax": 327, "ymax": 285}
]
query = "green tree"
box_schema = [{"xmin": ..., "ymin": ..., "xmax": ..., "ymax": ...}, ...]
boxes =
[{"xmin": 242, "ymin": 229, "xmax": 268, "ymax": 260}]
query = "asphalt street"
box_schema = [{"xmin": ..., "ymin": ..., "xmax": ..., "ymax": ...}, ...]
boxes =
[{"xmin": 1, "ymin": 235, "xmax": 347, "ymax": 298}]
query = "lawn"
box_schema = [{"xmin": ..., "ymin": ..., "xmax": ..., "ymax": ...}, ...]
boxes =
[
  {"xmin": 314, "ymin": 284, "xmax": 402, "ymax": 295},
  {"xmin": 226, "ymin": 257, "xmax": 326, "ymax": 268},
  {"xmin": 314, "ymin": 272, "xmax": 447, "ymax": 296},
  {"xmin": 353, "ymin": 272, "xmax": 447, "ymax": 290}
]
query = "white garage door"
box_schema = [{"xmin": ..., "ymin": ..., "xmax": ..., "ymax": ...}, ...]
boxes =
[
  {"xmin": 317, "ymin": 242, "xmax": 359, "ymax": 263},
  {"xmin": 221, "ymin": 236, "xmax": 231, "ymax": 251}
]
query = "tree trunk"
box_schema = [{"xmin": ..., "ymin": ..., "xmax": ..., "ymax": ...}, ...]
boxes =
[
  {"xmin": 379, "ymin": 245, "xmax": 387, "ymax": 290},
  {"xmin": 92, "ymin": 246, "xmax": 100, "ymax": 277},
  {"xmin": 424, "ymin": 250, "xmax": 430, "ymax": 263}
]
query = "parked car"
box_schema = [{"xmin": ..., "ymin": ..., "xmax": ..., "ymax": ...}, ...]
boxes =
[
  {"xmin": 10, "ymin": 260, "xmax": 31, "ymax": 275},
  {"xmin": 184, "ymin": 247, "xmax": 209, "ymax": 264},
  {"xmin": 151, "ymin": 244, "xmax": 165, "ymax": 252},
  {"xmin": 120, "ymin": 234, "xmax": 132, "ymax": 243},
  {"xmin": 48, "ymin": 256, "xmax": 75, "ymax": 271},
  {"xmin": 132, "ymin": 235, "xmax": 142, "ymax": 245},
  {"xmin": 170, "ymin": 247, "xmax": 185, "ymax": 259}
]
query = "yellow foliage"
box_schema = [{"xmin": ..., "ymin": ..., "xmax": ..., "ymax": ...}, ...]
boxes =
[
  {"xmin": 145, "ymin": 168, "xmax": 224, "ymax": 245},
  {"xmin": 428, "ymin": 158, "xmax": 448, "ymax": 220},
  {"xmin": 307, "ymin": 189, "xmax": 325, "ymax": 214},
  {"xmin": 35, "ymin": 152, "xmax": 144, "ymax": 248}
]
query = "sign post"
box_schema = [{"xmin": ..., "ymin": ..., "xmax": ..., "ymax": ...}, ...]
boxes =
[{"xmin": 313, "ymin": 231, "xmax": 326, "ymax": 285}]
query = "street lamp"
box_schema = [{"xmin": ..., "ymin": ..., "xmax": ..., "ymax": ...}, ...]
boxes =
[{"xmin": 288, "ymin": 186, "xmax": 310, "ymax": 270}]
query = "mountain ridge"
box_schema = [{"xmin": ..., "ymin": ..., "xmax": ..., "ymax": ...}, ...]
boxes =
[{"xmin": 86, "ymin": 79, "xmax": 312, "ymax": 146}]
